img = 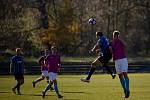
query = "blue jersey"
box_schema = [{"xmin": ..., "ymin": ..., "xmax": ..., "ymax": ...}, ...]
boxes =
[
  {"xmin": 11, "ymin": 55, "xmax": 24, "ymax": 75},
  {"xmin": 97, "ymin": 36, "xmax": 110, "ymax": 56}
]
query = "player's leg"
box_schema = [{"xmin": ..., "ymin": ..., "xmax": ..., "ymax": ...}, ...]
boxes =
[
  {"xmin": 123, "ymin": 72, "xmax": 130, "ymax": 98},
  {"xmin": 115, "ymin": 60, "xmax": 126, "ymax": 94},
  {"xmin": 16, "ymin": 79, "xmax": 22, "ymax": 95},
  {"xmin": 53, "ymin": 79, "xmax": 63, "ymax": 98},
  {"xmin": 50, "ymin": 72, "xmax": 63, "ymax": 98},
  {"xmin": 45, "ymin": 71, "xmax": 54, "ymax": 90},
  {"xmin": 12, "ymin": 75, "xmax": 20, "ymax": 94},
  {"xmin": 100, "ymin": 55, "xmax": 116, "ymax": 79},
  {"xmin": 103, "ymin": 62, "xmax": 116, "ymax": 79},
  {"xmin": 45, "ymin": 77, "xmax": 54, "ymax": 91},
  {"xmin": 81, "ymin": 57, "xmax": 100, "ymax": 82},
  {"xmin": 42, "ymin": 81, "xmax": 53, "ymax": 98},
  {"xmin": 32, "ymin": 71, "xmax": 46, "ymax": 88},
  {"xmin": 42, "ymin": 72, "xmax": 54, "ymax": 98},
  {"xmin": 118, "ymin": 73, "xmax": 126, "ymax": 92},
  {"xmin": 17, "ymin": 75, "xmax": 24, "ymax": 95},
  {"xmin": 120, "ymin": 58, "xmax": 130, "ymax": 98},
  {"xmin": 12, "ymin": 80, "xmax": 18, "ymax": 94}
]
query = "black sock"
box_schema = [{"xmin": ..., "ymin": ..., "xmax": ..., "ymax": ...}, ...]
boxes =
[
  {"xmin": 17, "ymin": 85, "xmax": 20, "ymax": 93},
  {"xmin": 86, "ymin": 67, "xmax": 96, "ymax": 80},
  {"xmin": 15, "ymin": 83, "xmax": 21, "ymax": 93}
]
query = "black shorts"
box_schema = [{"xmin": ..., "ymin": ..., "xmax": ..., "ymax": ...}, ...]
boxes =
[
  {"xmin": 14, "ymin": 74, "xmax": 24, "ymax": 80},
  {"xmin": 98, "ymin": 52, "xmax": 112, "ymax": 63}
]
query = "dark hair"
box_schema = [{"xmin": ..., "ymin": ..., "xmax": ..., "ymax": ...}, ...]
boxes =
[
  {"xmin": 96, "ymin": 31, "xmax": 103, "ymax": 37},
  {"xmin": 113, "ymin": 31, "xmax": 120, "ymax": 36}
]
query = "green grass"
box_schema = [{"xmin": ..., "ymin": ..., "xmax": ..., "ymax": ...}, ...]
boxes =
[{"xmin": 0, "ymin": 74, "xmax": 150, "ymax": 100}]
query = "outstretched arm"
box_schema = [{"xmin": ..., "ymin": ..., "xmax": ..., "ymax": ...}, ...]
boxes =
[{"xmin": 91, "ymin": 43, "xmax": 100, "ymax": 53}]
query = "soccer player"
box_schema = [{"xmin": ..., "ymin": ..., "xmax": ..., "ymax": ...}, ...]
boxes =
[
  {"xmin": 81, "ymin": 31, "xmax": 116, "ymax": 83},
  {"xmin": 42, "ymin": 46, "xmax": 63, "ymax": 98},
  {"xmin": 32, "ymin": 49, "xmax": 53, "ymax": 91},
  {"xmin": 111, "ymin": 31, "xmax": 130, "ymax": 98},
  {"xmin": 10, "ymin": 48, "xmax": 24, "ymax": 95}
]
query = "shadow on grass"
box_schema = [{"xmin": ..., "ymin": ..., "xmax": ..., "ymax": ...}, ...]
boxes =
[
  {"xmin": 63, "ymin": 99, "xmax": 80, "ymax": 100},
  {"xmin": 0, "ymin": 91, "xmax": 11, "ymax": 94},
  {"xmin": 20, "ymin": 93, "xmax": 55, "ymax": 97},
  {"xmin": 61, "ymin": 91, "xmax": 87, "ymax": 94}
]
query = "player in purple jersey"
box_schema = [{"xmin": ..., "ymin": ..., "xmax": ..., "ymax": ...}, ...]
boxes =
[
  {"xmin": 32, "ymin": 49, "xmax": 54, "ymax": 90},
  {"xmin": 42, "ymin": 46, "xmax": 63, "ymax": 98},
  {"xmin": 10, "ymin": 48, "xmax": 24, "ymax": 95},
  {"xmin": 110, "ymin": 31, "xmax": 130, "ymax": 98}
]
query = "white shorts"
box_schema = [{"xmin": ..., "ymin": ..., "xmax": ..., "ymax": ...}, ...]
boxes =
[
  {"xmin": 115, "ymin": 58, "xmax": 128, "ymax": 74},
  {"xmin": 41, "ymin": 70, "xmax": 49, "ymax": 77},
  {"xmin": 49, "ymin": 72, "xmax": 57, "ymax": 81}
]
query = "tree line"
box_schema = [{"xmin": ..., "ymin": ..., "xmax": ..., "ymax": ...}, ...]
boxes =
[{"xmin": 0, "ymin": 0, "xmax": 150, "ymax": 57}]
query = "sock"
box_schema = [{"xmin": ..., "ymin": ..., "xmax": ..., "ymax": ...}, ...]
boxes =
[
  {"xmin": 17, "ymin": 85, "xmax": 20, "ymax": 93},
  {"xmin": 14, "ymin": 83, "xmax": 20, "ymax": 89},
  {"xmin": 86, "ymin": 67, "xmax": 96, "ymax": 80},
  {"xmin": 119, "ymin": 76, "xmax": 126, "ymax": 91},
  {"xmin": 124, "ymin": 76, "xmax": 129, "ymax": 91},
  {"xmin": 44, "ymin": 83, "xmax": 52, "ymax": 92},
  {"xmin": 54, "ymin": 84, "xmax": 60, "ymax": 96}
]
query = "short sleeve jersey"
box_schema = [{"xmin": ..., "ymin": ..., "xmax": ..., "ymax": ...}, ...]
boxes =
[
  {"xmin": 97, "ymin": 36, "xmax": 110, "ymax": 56},
  {"xmin": 45, "ymin": 54, "xmax": 60, "ymax": 73},
  {"xmin": 11, "ymin": 55, "xmax": 24, "ymax": 75},
  {"xmin": 111, "ymin": 38, "xmax": 126, "ymax": 60},
  {"xmin": 39, "ymin": 56, "xmax": 48, "ymax": 71}
]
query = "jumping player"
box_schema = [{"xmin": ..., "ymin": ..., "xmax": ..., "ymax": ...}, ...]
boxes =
[
  {"xmin": 32, "ymin": 49, "xmax": 53, "ymax": 90},
  {"xmin": 42, "ymin": 46, "xmax": 63, "ymax": 98},
  {"xmin": 10, "ymin": 48, "xmax": 24, "ymax": 95},
  {"xmin": 111, "ymin": 31, "xmax": 130, "ymax": 98},
  {"xmin": 81, "ymin": 31, "xmax": 116, "ymax": 83}
]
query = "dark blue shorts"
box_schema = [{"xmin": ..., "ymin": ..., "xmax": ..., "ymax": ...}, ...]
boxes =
[
  {"xmin": 14, "ymin": 74, "xmax": 24, "ymax": 80},
  {"xmin": 98, "ymin": 52, "xmax": 112, "ymax": 63}
]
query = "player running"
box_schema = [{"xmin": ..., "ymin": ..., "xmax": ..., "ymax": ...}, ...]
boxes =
[
  {"xmin": 110, "ymin": 31, "xmax": 130, "ymax": 98},
  {"xmin": 10, "ymin": 48, "xmax": 24, "ymax": 95},
  {"xmin": 32, "ymin": 49, "xmax": 53, "ymax": 90},
  {"xmin": 42, "ymin": 46, "xmax": 63, "ymax": 98},
  {"xmin": 81, "ymin": 31, "xmax": 116, "ymax": 83}
]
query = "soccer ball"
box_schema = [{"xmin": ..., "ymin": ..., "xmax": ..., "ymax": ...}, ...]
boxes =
[{"xmin": 88, "ymin": 17, "xmax": 96, "ymax": 25}]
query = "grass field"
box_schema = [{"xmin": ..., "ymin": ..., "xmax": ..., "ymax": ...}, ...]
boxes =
[{"xmin": 0, "ymin": 74, "xmax": 150, "ymax": 100}]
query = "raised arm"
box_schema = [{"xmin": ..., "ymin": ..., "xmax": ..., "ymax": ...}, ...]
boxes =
[{"xmin": 91, "ymin": 43, "xmax": 100, "ymax": 53}]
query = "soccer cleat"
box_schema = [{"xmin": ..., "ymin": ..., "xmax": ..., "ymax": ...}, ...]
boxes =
[
  {"xmin": 80, "ymin": 78, "xmax": 90, "ymax": 83},
  {"xmin": 32, "ymin": 81, "xmax": 36, "ymax": 88},
  {"xmin": 42, "ymin": 91, "xmax": 46, "ymax": 98},
  {"xmin": 12, "ymin": 88, "xmax": 16, "ymax": 94},
  {"xmin": 112, "ymin": 74, "xmax": 116, "ymax": 79},
  {"xmin": 18, "ymin": 92, "xmax": 21, "ymax": 95},
  {"xmin": 125, "ymin": 90, "xmax": 130, "ymax": 98},
  {"xmin": 58, "ymin": 94, "xmax": 63, "ymax": 98}
]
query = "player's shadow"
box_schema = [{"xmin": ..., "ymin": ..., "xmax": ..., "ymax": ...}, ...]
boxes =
[
  {"xmin": 63, "ymin": 99, "xmax": 80, "ymax": 100},
  {"xmin": 61, "ymin": 91, "xmax": 85, "ymax": 94},
  {"xmin": 0, "ymin": 91, "xmax": 11, "ymax": 94},
  {"xmin": 21, "ymin": 93, "xmax": 55, "ymax": 97}
]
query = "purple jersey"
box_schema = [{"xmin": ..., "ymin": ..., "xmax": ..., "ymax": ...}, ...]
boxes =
[
  {"xmin": 39, "ymin": 56, "xmax": 48, "ymax": 71},
  {"xmin": 112, "ymin": 38, "xmax": 126, "ymax": 60},
  {"xmin": 45, "ymin": 54, "xmax": 60, "ymax": 73}
]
